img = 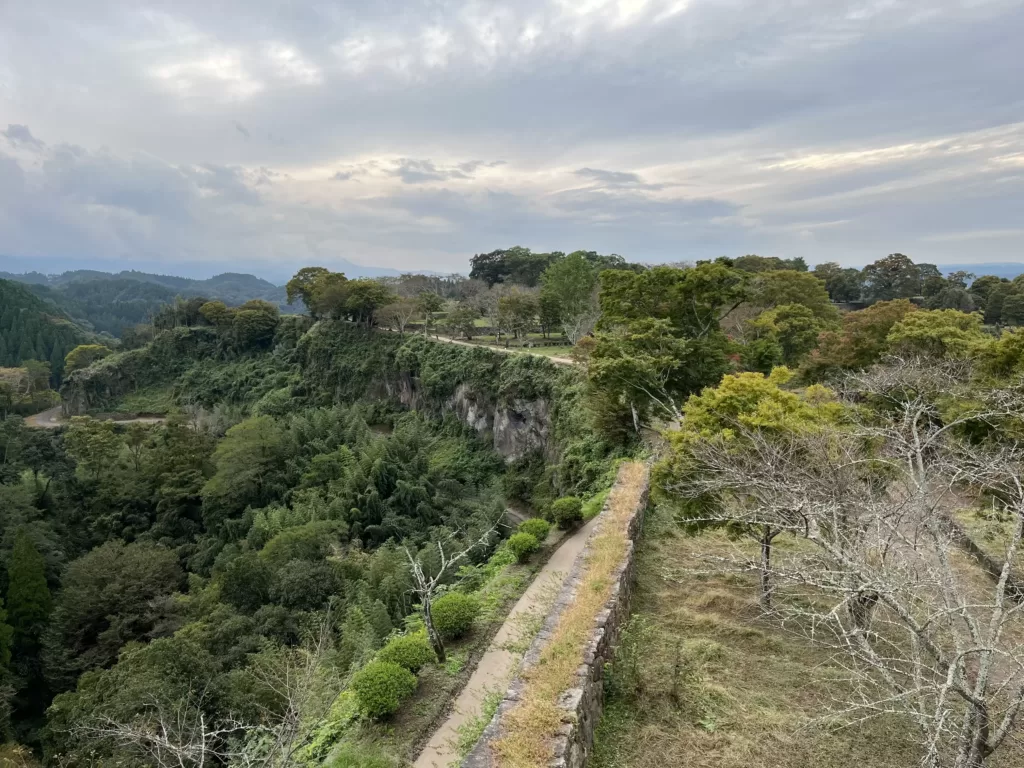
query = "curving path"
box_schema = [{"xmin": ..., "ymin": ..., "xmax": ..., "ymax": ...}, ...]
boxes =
[
  {"xmin": 24, "ymin": 406, "xmax": 166, "ymax": 429},
  {"xmin": 414, "ymin": 515, "xmax": 601, "ymax": 768}
]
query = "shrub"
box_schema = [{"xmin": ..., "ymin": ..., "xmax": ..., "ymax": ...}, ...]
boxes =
[
  {"xmin": 517, "ymin": 518, "xmax": 551, "ymax": 541},
  {"xmin": 506, "ymin": 532, "xmax": 540, "ymax": 563},
  {"xmin": 550, "ymin": 496, "xmax": 584, "ymax": 530},
  {"xmin": 330, "ymin": 741, "xmax": 401, "ymax": 768},
  {"xmin": 377, "ymin": 632, "xmax": 435, "ymax": 672},
  {"xmin": 431, "ymin": 592, "xmax": 479, "ymax": 640},
  {"xmin": 350, "ymin": 660, "xmax": 417, "ymax": 719}
]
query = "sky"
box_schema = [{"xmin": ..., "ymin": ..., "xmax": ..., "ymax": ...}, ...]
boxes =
[{"xmin": 1, "ymin": 0, "xmax": 1023, "ymax": 280}]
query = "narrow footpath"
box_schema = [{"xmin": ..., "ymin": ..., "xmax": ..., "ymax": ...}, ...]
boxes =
[
  {"xmin": 414, "ymin": 515, "xmax": 601, "ymax": 768},
  {"xmin": 23, "ymin": 406, "xmax": 166, "ymax": 429}
]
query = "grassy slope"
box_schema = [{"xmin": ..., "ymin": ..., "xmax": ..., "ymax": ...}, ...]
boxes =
[{"xmin": 592, "ymin": 506, "xmax": 925, "ymax": 768}]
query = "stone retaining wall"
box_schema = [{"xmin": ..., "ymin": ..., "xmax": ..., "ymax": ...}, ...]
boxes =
[{"xmin": 463, "ymin": 463, "xmax": 650, "ymax": 768}]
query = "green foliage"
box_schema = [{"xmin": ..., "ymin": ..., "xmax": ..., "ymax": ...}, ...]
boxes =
[
  {"xmin": 861, "ymin": 253, "xmax": 929, "ymax": 301},
  {"xmin": 550, "ymin": 496, "xmax": 584, "ymax": 529},
  {"xmin": 5, "ymin": 528, "xmax": 52, "ymax": 652},
  {"xmin": 350, "ymin": 660, "xmax": 418, "ymax": 719},
  {"xmin": 329, "ymin": 741, "xmax": 402, "ymax": 768},
  {"xmin": 805, "ymin": 299, "xmax": 917, "ymax": 377},
  {"xmin": 0, "ymin": 278, "xmax": 93, "ymax": 382},
  {"xmin": 812, "ymin": 262, "xmax": 863, "ymax": 302},
  {"xmin": 506, "ymin": 532, "xmax": 540, "ymax": 563},
  {"xmin": 0, "ymin": 597, "xmax": 13, "ymax": 668},
  {"xmin": 431, "ymin": 592, "xmax": 479, "ymax": 640},
  {"xmin": 746, "ymin": 303, "xmax": 838, "ymax": 369},
  {"xmin": 377, "ymin": 631, "xmax": 435, "ymax": 672},
  {"xmin": 63, "ymin": 344, "xmax": 113, "ymax": 374},
  {"xmin": 517, "ymin": 518, "xmax": 551, "ymax": 541},
  {"xmin": 470, "ymin": 246, "xmax": 561, "ymax": 287},
  {"xmin": 885, "ymin": 309, "xmax": 989, "ymax": 359},
  {"xmin": 42, "ymin": 540, "xmax": 184, "ymax": 691},
  {"xmin": 749, "ymin": 271, "xmax": 837, "ymax": 321}
]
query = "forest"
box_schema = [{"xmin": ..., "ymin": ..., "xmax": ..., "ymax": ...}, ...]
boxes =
[{"xmin": 2, "ymin": 249, "xmax": 1024, "ymax": 767}]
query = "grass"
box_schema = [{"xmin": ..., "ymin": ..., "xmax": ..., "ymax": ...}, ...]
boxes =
[
  {"xmin": 589, "ymin": 507, "xmax": 928, "ymax": 768},
  {"xmin": 455, "ymin": 687, "xmax": 505, "ymax": 757},
  {"xmin": 108, "ymin": 384, "xmax": 176, "ymax": 414},
  {"xmin": 954, "ymin": 505, "xmax": 1024, "ymax": 574},
  {"xmin": 493, "ymin": 462, "xmax": 648, "ymax": 767},
  {"xmin": 582, "ymin": 488, "xmax": 611, "ymax": 521}
]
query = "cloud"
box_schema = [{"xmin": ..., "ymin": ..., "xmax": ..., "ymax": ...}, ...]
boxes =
[
  {"xmin": 2, "ymin": 123, "xmax": 44, "ymax": 150},
  {"xmin": 1, "ymin": 1, "xmax": 1023, "ymax": 270},
  {"xmin": 574, "ymin": 167, "xmax": 643, "ymax": 185}
]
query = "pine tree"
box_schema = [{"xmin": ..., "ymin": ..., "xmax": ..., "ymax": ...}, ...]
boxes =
[{"xmin": 5, "ymin": 528, "xmax": 52, "ymax": 653}]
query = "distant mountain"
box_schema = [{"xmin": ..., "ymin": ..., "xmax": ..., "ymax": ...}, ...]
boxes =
[
  {"xmin": 0, "ymin": 254, "xmax": 404, "ymax": 284},
  {"xmin": 938, "ymin": 263, "xmax": 1024, "ymax": 280},
  {"xmin": 0, "ymin": 278, "xmax": 95, "ymax": 381},
  {"xmin": 0, "ymin": 269, "xmax": 307, "ymax": 337}
]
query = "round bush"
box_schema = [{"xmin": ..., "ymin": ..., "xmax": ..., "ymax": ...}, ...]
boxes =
[
  {"xmin": 350, "ymin": 661, "xmax": 418, "ymax": 719},
  {"xmin": 430, "ymin": 592, "xmax": 479, "ymax": 640},
  {"xmin": 377, "ymin": 632, "xmax": 436, "ymax": 672},
  {"xmin": 550, "ymin": 496, "xmax": 584, "ymax": 530},
  {"xmin": 517, "ymin": 518, "xmax": 551, "ymax": 542},
  {"xmin": 506, "ymin": 532, "xmax": 540, "ymax": 563}
]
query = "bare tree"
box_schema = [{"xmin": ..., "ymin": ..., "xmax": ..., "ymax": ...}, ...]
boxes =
[
  {"xmin": 377, "ymin": 298, "xmax": 418, "ymax": 336},
  {"xmin": 404, "ymin": 523, "xmax": 501, "ymax": 663},
  {"xmin": 663, "ymin": 359, "xmax": 1024, "ymax": 767}
]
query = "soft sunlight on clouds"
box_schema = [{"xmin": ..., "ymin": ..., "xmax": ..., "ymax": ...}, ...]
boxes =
[{"xmin": 1, "ymin": 0, "xmax": 1022, "ymax": 275}]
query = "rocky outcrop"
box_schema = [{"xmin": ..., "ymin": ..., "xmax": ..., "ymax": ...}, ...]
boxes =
[
  {"xmin": 463, "ymin": 463, "xmax": 651, "ymax": 768},
  {"xmin": 493, "ymin": 398, "xmax": 551, "ymax": 463}
]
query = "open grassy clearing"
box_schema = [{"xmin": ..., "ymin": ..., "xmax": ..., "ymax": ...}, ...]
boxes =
[
  {"xmin": 593, "ymin": 506, "xmax": 949, "ymax": 768},
  {"xmin": 103, "ymin": 383, "xmax": 176, "ymax": 414}
]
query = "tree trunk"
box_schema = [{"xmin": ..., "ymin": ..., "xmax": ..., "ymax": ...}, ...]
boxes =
[
  {"xmin": 956, "ymin": 702, "xmax": 991, "ymax": 768},
  {"xmin": 423, "ymin": 599, "xmax": 446, "ymax": 663},
  {"xmin": 759, "ymin": 525, "xmax": 774, "ymax": 611}
]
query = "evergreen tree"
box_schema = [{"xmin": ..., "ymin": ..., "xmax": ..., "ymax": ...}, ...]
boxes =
[{"xmin": 6, "ymin": 528, "xmax": 52, "ymax": 653}]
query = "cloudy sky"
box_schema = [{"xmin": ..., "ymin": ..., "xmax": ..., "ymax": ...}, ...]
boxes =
[{"xmin": 1, "ymin": 0, "xmax": 1023, "ymax": 279}]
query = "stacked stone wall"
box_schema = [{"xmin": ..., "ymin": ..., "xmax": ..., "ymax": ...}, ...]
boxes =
[{"xmin": 463, "ymin": 463, "xmax": 650, "ymax": 768}]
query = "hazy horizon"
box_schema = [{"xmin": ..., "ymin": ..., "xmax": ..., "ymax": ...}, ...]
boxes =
[{"xmin": 3, "ymin": 1, "xmax": 1023, "ymax": 275}]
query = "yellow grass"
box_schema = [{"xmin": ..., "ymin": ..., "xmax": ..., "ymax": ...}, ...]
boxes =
[{"xmin": 493, "ymin": 461, "xmax": 648, "ymax": 767}]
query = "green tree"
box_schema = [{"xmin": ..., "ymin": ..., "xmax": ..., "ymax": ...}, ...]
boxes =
[
  {"xmin": 231, "ymin": 300, "xmax": 280, "ymax": 349},
  {"xmin": 496, "ymin": 290, "xmax": 538, "ymax": 343},
  {"xmin": 63, "ymin": 344, "xmax": 113, "ymax": 375},
  {"xmin": 308, "ymin": 271, "xmax": 351, "ymax": 319},
  {"xmin": 969, "ymin": 275, "xmax": 1008, "ymax": 307},
  {"xmin": 5, "ymin": 528, "xmax": 52, "ymax": 653},
  {"xmin": 198, "ymin": 300, "xmax": 235, "ymax": 327},
  {"xmin": 63, "ymin": 417, "xmax": 124, "ymax": 482},
  {"xmin": 42, "ymin": 541, "xmax": 183, "ymax": 691},
  {"xmin": 416, "ymin": 292, "xmax": 445, "ymax": 336},
  {"xmin": 746, "ymin": 303, "xmax": 837, "ymax": 368},
  {"xmin": 201, "ymin": 416, "xmax": 291, "ymax": 530},
  {"xmin": 885, "ymin": 309, "xmax": 989, "ymax": 359},
  {"xmin": 445, "ymin": 303, "xmax": 478, "ymax": 340},
  {"xmin": 345, "ymin": 280, "xmax": 396, "ymax": 329},
  {"xmin": 861, "ymin": 253, "xmax": 924, "ymax": 301},
  {"xmin": 805, "ymin": 299, "xmax": 917, "ymax": 377},
  {"xmin": 657, "ymin": 368, "xmax": 845, "ymax": 607},
  {"xmin": 749, "ymin": 270, "xmax": 837, "ymax": 320},
  {"xmin": 590, "ymin": 263, "xmax": 746, "ymax": 424},
  {"xmin": 285, "ymin": 266, "xmax": 331, "ymax": 314},
  {"xmin": 540, "ymin": 251, "xmax": 599, "ymax": 344},
  {"xmin": 812, "ymin": 262, "xmax": 863, "ymax": 302},
  {"xmin": 1000, "ymin": 294, "xmax": 1024, "ymax": 326}
]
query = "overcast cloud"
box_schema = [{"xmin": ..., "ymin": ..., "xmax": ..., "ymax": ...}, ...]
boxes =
[{"xmin": 1, "ymin": 0, "xmax": 1022, "ymax": 277}]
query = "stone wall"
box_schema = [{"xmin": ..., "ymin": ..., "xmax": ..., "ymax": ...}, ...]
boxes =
[{"xmin": 463, "ymin": 463, "xmax": 650, "ymax": 768}]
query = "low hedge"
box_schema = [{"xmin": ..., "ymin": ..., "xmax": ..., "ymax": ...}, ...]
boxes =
[
  {"xmin": 350, "ymin": 660, "xmax": 418, "ymax": 719},
  {"xmin": 431, "ymin": 592, "xmax": 479, "ymax": 640}
]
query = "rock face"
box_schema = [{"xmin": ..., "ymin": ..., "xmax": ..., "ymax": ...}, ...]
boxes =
[{"xmin": 492, "ymin": 398, "xmax": 551, "ymax": 463}]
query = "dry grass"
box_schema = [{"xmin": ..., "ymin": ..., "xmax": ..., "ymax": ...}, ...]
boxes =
[
  {"xmin": 492, "ymin": 461, "xmax": 648, "ymax": 767},
  {"xmin": 591, "ymin": 507, "xmax": 925, "ymax": 768},
  {"xmin": 591, "ymin": 507, "xmax": 1024, "ymax": 768}
]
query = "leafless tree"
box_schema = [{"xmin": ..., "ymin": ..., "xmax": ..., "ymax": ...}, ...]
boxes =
[
  {"xmin": 377, "ymin": 298, "xmax": 418, "ymax": 336},
  {"xmin": 404, "ymin": 522, "xmax": 501, "ymax": 663},
  {"xmin": 662, "ymin": 359, "xmax": 1024, "ymax": 766}
]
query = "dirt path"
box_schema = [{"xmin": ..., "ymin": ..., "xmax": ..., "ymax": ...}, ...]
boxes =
[
  {"xmin": 379, "ymin": 328, "xmax": 576, "ymax": 368},
  {"xmin": 24, "ymin": 406, "xmax": 166, "ymax": 429},
  {"xmin": 414, "ymin": 515, "xmax": 601, "ymax": 768}
]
